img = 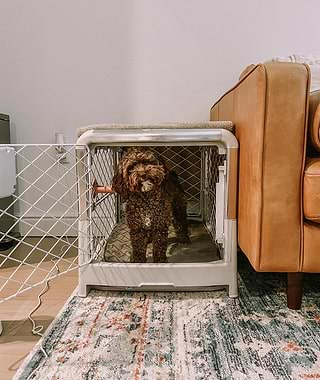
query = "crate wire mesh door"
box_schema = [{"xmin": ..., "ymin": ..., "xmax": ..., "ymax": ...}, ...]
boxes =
[
  {"xmin": 76, "ymin": 124, "xmax": 238, "ymax": 297},
  {"xmin": 90, "ymin": 146, "xmax": 223, "ymax": 263},
  {"xmin": 0, "ymin": 144, "xmax": 91, "ymax": 311}
]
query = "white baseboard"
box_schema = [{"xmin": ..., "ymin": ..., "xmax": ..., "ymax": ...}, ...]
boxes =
[{"xmin": 19, "ymin": 216, "xmax": 78, "ymax": 237}]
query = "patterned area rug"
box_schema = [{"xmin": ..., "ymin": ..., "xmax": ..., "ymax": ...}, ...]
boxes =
[{"xmin": 14, "ymin": 256, "xmax": 320, "ymax": 380}]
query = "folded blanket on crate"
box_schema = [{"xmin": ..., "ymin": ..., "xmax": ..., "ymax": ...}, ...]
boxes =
[{"xmin": 77, "ymin": 121, "xmax": 234, "ymax": 138}]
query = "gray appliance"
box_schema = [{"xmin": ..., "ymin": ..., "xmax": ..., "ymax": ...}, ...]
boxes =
[{"xmin": 0, "ymin": 113, "xmax": 15, "ymax": 250}]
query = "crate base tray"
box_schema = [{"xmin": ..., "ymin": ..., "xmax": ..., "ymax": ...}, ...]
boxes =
[
  {"xmin": 103, "ymin": 218, "xmax": 220, "ymax": 263},
  {"xmin": 78, "ymin": 259, "xmax": 238, "ymax": 298}
]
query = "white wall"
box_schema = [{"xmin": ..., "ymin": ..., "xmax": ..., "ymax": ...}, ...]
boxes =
[{"xmin": 0, "ymin": 0, "xmax": 320, "ymax": 143}]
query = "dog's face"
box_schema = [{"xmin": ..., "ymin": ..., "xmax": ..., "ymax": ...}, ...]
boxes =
[
  {"xmin": 127, "ymin": 161, "xmax": 165, "ymax": 193},
  {"xmin": 112, "ymin": 148, "xmax": 168, "ymax": 198}
]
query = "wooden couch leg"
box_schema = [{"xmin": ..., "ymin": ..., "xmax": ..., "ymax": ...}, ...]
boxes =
[{"xmin": 287, "ymin": 273, "xmax": 303, "ymax": 310}]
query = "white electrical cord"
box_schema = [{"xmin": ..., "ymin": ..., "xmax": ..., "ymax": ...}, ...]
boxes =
[
  {"xmin": 27, "ymin": 258, "xmax": 60, "ymax": 358},
  {"xmin": 26, "ymin": 150, "xmax": 74, "ymax": 379}
]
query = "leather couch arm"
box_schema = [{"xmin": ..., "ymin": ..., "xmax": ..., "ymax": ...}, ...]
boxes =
[{"xmin": 210, "ymin": 63, "xmax": 310, "ymax": 272}]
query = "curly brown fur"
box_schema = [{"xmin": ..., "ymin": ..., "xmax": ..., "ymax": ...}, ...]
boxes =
[{"xmin": 112, "ymin": 147, "xmax": 190, "ymax": 263}]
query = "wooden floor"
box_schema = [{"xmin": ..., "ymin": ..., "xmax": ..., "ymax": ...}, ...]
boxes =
[{"xmin": 0, "ymin": 262, "xmax": 78, "ymax": 380}]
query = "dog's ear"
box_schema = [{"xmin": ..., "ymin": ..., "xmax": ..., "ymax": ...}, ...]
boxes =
[
  {"xmin": 157, "ymin": 155, "xmax": 169, "ymax": 169},
  {"xmin": 162, "ymin": 170, "xmax": 185, "ymax": 194},
  {"xmin": 112, "ymin": 163, "xmax": 129, "ymax": 200}
]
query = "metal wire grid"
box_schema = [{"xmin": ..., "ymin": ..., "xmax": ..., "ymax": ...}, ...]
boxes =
[
  {"xmin": 89, "ymin": 145, "xmax": 225, "ymax": 263},
  {"xmin": 88, "ymin": 147, "xmax": 132, "ymax": 262},
  {"xmin": 0, "ymin": 144, "xmax": 92, "ymax": 304},
  {"xmin": 152, "ymin": 146, "xmax": 201, "ymax": 215},
  {"xmin": 89, "ymin": 146, "xmax": 203, "ymax": 262},
  {"xmin": 89, "ymin": 147, "xmax": 118, "ymax": 261},
  {"xmin": 203, "ymin": 146, "xmax": 226, "ymax": 246}
]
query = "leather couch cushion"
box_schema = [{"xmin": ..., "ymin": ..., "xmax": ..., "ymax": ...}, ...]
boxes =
[
  {"xmin": 307, "ymin": 91, "xmax": 320, "ymax": 155},
  {"xmin": 304, "ymin": 157, "xmax": 320, "ymax": 222}
]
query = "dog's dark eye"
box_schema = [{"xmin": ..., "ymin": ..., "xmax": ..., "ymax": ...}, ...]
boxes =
[{"xmin": 127, "ymin": 164, "xmax": 137, "ymax": 173}]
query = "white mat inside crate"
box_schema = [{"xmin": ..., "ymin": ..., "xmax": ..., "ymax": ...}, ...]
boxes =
[{"xmin": 77, "ymin": 121, "xmax": 233, "ymax": 137}]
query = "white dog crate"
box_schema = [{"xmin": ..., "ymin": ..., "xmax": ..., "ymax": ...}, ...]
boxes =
[{"xmin": 76, "ymin": 122, "xmax": 238, "ymax": 297}]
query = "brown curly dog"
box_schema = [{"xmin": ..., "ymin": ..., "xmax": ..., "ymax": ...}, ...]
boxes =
[{"xmin": 112, "ymin": 147, "xmax": 190, "ymax": 263}]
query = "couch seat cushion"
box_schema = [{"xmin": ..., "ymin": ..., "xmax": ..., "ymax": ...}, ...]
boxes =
[{"xmin": 304, "ymin": 158, "xmax": 320, "ymax": 222}]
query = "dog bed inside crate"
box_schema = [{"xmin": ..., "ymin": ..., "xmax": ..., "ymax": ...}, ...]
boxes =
[{"xmin": 103, "ymin": 218, "xmax": 220, "ymax": 263}]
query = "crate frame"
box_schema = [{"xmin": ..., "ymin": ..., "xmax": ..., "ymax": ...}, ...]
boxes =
[{"xmin": 76, "ymin": 126, "xmax": 238, "ymax": 297}]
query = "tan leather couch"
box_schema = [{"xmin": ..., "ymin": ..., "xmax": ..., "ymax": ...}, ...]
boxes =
[{"xmin": 210, "ymin": 62, "xmax": 320, "ymax": 309}]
